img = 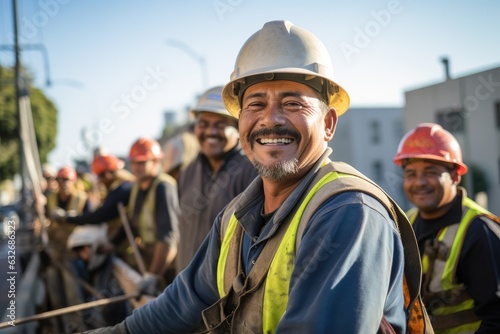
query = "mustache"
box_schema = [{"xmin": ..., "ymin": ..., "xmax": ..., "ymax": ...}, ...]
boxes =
[
  {"xmin": 247, "ymin": 128, "xmax": 301, "ymax": 144},
  {"xmin": 201, "ymin": 134, "xmax": 224, "ymax": 141}
]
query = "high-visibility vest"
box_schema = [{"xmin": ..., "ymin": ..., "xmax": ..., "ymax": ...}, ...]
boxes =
[
  {"xmin": 47, "ymin": 190, "xmax": 88, "ymax": 251},
  {"xmin": 407, "ymin": 192, "xmax": 500, "ymax": 334},
  {"xmin": 202, "ymin": 161, "xmax": 432, "ymax": 334},
  {"xmin": 127, "ymin": 173, "xmax": 176, "ymax": 245},
  {"xmin": 47, "ymin": 190, "xmax": 88, "ymax": 214},
  {"xmin": 105, "ymin": 175, "xmax": 133, "ymax": 240}
]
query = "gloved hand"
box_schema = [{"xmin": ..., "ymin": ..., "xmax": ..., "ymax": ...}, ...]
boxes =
[
  {"xmin": 49, "ymin": 207, "xmax": 66, "ymax": 223},
  {"xmin": 66, "ymin": 210, "xmax": 78, "ymax": 218},
  {"xmin": 137, "ymin": 272, "xmax": 160, "ymax": 297}
]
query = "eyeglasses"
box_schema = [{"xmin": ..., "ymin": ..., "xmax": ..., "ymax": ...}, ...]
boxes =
[
  {"xmin": 56, "ymin": 178, "xmax": 72, "ymax": 182},
  {"xmin": 195, "ymin": 119, "xmax": 235, "ymax": 131}
]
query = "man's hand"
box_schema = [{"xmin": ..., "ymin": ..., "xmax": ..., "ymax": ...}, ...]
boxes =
[
  {"xmin": 137, "ymin": 272, "xmax": 161, "ymax": 297},
  {"xmin": 49, "ymin": 207, "xmax": 66, "ymax": 223}
]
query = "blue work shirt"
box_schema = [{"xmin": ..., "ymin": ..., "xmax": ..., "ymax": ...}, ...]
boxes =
[{"xmin": 125, "ymin": 166, "xmax": 407, "ymax": 333}]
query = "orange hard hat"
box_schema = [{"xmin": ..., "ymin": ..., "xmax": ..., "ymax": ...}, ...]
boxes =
[
  {"xmin": 128, "ymin": 137, "xmax": 164, "ymax": 162},
  {"xmin": 91, "ymin": 155, "xmax": 125, "ymax": 175},
  {"xmin": 57, "ymin": 166, "xmax": 78, "ymax": 181},
  {"xmin": 394, "ymin": 123, "xmax": 468, "ymax": 175}
]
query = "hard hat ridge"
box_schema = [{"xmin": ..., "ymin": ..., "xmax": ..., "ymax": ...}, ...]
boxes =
[
  {"xmin": 190, "ymin": 86, "xmax": 233, "ymax": 118},
  {"xmin": 129, "ymin": 137, "xmax": 164, "ymax": 162},
  {"xmin": 394, "ymin": 123, "xmax": 468, "ymax": 175},
  {"xmin": 222, "ymin": 20, "xmax": 350, "ymax": 118}
]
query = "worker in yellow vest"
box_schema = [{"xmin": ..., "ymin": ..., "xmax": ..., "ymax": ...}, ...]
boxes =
[
  {"xmin": 114, "ymin": 137, "xmax": 180, "ymax": 290},
  {"xmin": 66, "ymin": 154, "xmax": 136, "ymax": 257},
  {"xmin": 394, "ymin": 123, "xmax": 500, "ymax": 333},
  {"xmin": 85, "ymin": 20, "xmax": 431, "ymax": 334},
  {"xmin": 46, "ymin": 166, "xmax": 92, "ymax": 260}
]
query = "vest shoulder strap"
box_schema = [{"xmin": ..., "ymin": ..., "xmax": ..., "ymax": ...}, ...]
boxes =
[
  {"xmin": 295, "ymin": 161, "xmax": 433, "ymax": 334},
  {"xmin": 220, "ymin": 192, "xmax": 243, "ymax": 239}
]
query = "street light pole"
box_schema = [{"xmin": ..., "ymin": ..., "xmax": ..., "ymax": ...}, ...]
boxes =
[
  {"xmin": 166, "ymin": 39, "xmax": 208, "ymax": 90},
  {"xmin": 12, "ymin": 0, "xmax": 27, "ymax": 219}
]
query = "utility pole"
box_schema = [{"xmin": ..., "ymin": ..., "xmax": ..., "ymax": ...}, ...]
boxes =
[{"xmin": 12, "ymin": 0, "xmax": 27, "ymax": 220}]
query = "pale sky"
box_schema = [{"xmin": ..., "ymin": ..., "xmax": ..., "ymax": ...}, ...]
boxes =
[{"xmin": 1, "ymin": 0, "xmax": 499, "ymax": 168}]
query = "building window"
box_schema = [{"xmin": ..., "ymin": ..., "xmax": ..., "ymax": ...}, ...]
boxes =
[
  {"xmin": 371, "ymin": 120, "xmax": 381, "ymax": 144},
  {"xmin": 436, "ymin": 109, "xmax": 464, "ymax": 133},
  {"xmin": 495, "ymin": 101, "xmax": 500, "ymax": 129},
  {"xmin": 373, "ymin": 160, "xmax": 383, "ymax": 182}
]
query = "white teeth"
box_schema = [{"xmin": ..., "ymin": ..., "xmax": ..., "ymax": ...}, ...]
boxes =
[{"xmin": 259, "ymin": 138, "xmax": 292, "ymax": 144}]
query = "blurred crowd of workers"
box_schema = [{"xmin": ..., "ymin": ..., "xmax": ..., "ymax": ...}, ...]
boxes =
[
  {"xmin": 38, "ymin": 86, "xmax": 257, "ymax": 332},
  {"xmin": 34, "ymin": 20, "xmax": 499, "ymax": 334}
]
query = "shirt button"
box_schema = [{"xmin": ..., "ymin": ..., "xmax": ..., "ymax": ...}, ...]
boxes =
[
  {"xmin": 251, "ymin": 260, "xmax": 256, "ymax": 265},
  {"xmin": 252, "ymin": 236, "xmax": 258, "ymax": 242}
]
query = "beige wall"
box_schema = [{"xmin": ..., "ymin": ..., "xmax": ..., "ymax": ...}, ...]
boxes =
[{"xmin": 404, "ymin": 67, "xmax": 500, "ymax": 215}]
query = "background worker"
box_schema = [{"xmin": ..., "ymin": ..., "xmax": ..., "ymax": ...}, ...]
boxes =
[
  {"xmin": 66, "ymin": 154, "xmax": 136, "ymax": 256},
  {"xmin": 116, "ymin": 137, "xmax": 180, "ymax": 288},
  {"xmin": 176, "ymin": 85, "xmax": 257, "ymax": 273},
  {"xmin": 41, "ymin": 162, "xmax": 58, "ymax": 197},
  {"xmin": 162, "ymin": 129, "xmax": 199, "ymax": 181},
  {"xmin": 86, "ymin": 20, "xmax": 430, "ymax": 333},
  {"xmin": 394, "ymin": 123, "xmax": 500, "ymax": 333},
  {"xmin": 67, "ymin": 225, "xmax": 131, "ymax": 330},
  {"xmin": 46, "ymin": 165, "xmax": 92, "ymax": 259},
  {"xmin": 43, "ymin": 165, "xmax": 94, "ymax": 332}
]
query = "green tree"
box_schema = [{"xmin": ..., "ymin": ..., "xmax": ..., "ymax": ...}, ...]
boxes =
[{"xmin": 0, "ymin": 65, "xmax": 58, "ymax": 181}]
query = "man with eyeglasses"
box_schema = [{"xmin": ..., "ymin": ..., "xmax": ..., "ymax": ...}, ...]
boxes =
[
  {"xmin": 175, "ymin": 86, "xmax": 257, "ymax": 274},
  {"xmin": 66, "ymin": 154, "xmax": 135, "ymax": 257},
  {"xmin": 46, "ymin": 166, "xmax": 92, "ymax": 240},
  {"xmin": 394, "ymin": 123, "xmax": 500, "ymax": 333}
]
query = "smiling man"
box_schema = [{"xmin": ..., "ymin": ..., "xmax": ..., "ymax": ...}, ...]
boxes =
[
  {"xmin": 176, "ymin": 86, "xmax": 256, "ymax": 273},
  {"xmin": 85, "ymin": 20, "xmax": 430, "ymax": 334},
  {"xmin": 394, "ymin": 123, "xmax": 500, "ymax": 333}
]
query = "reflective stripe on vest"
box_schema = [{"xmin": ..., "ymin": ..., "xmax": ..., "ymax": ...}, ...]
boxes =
[
  {"xmin": 217, "ymin": 170, "xmax": 348, "ymax": 333},
  {"xmin": 128, "ymin": 173, "xmax": 176, "ymax": 245},
  {"xmin": 407, "ymin": 196, "xmax": 499, "ymax": 333}
]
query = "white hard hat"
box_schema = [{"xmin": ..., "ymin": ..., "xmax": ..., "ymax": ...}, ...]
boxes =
[
  {"xmin": 67, "ymin": 225, "xmax": 107, "ymax": 250},
  {"xmin": 191, "ymin": 86, "xmax": 233, "ymax": 119},
  {"xmin": 222, "ymin": 20, "xmax": 350, "ymax": 118},
  {"xmin": 42, "ymin": 163, "xmax": 57, "ymax": 177}
]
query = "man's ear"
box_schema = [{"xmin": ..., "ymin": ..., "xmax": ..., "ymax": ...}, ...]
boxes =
[
  {"xmin": 324, "ymin": 108, "xmax": 338, "ymax": 141},
  {"xmin": 451, "ymin": 169, "xmax": 461, "ymax": 184}
]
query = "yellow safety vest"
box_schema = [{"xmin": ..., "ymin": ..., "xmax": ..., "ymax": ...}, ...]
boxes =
[
  {"xmin": 47, "ymin": 190, "xmax": 88, "ymax": 214},
  {"xmin": 407, "ymin": 192, "xmax": 500, "ymax": 334},
  {"xmin": 46, "ymin": 190, "xmax": 88, "ymax": 253},
  {"xmin": 209, "ymin": 161, "xmax": 431, "ymax": 334},
  {"xmin": 127, "ymin": 173, "xmax": 176, "ymax": 245}
]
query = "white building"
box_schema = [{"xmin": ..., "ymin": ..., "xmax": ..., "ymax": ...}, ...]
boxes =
[
  {"xmin": 404, "ymin": 66, "xmax": 500, "ymax": 216},
  {"xmin": 329, "ymin": 107, "xmax": 409, "ymax": 209}
]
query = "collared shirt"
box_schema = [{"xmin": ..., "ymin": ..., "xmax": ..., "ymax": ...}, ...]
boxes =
[
  {"xmin": 125, "ymin": 161, "xmax": 406, "ymax": 333},
  {"xmin": 176, "ymin": 146, "xmax": 257, "ymax": 272}
]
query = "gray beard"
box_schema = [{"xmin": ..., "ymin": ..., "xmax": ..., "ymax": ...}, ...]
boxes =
[{"xmin": 253, "ymin": 158, "xmax": 299, "ymax": 182}]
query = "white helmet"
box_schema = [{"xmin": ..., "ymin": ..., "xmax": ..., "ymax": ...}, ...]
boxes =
[
  {"xmin": 67, "ymin": 225, "xmax": 108, "ymax": 271},
  {"xmin": 222, "ymin": 20, "xmax": 350, "ymax": 118},
  {"xmin": 191, "ymin": 86, "xmax": 234, "ymax": 119},
  {"xmin": 67, "ymin": 225, "xmax": 107, "ymax": 249}
]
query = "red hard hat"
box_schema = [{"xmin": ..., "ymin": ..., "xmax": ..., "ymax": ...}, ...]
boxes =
[
  {"xmin": 57, "ymin": 166, "xmax": 78, "ymax": 181},
  {"xmin": 128, "ymin": 137, "xmax": 164, "ymax": 162},
  {"xmin": 91, "ymin": 155, "xmax": 125, "ymax": 175},
  {"xmin": 394, "ymin": 123, "xmax": 468, "ymax": 175}
]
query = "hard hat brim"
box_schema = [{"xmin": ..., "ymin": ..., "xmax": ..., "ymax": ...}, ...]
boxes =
[
  {"xmin": 222, "ymin": 71, "xmax": 350, "ymax": 119},
  {"xmin": 394, "ymin": 154, "xmax": 468, "ymax": 175}
]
